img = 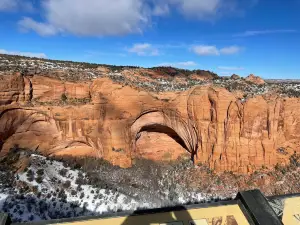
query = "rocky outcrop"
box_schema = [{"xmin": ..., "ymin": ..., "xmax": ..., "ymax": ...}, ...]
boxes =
[
  {"xmin": 187, "ymin": 86, "xmax": 300, "ymax": 173},
  {"xmin": 0, "ymin": 73, "xmax": 91, "ymax": 105},
  {"xmin": 0, "ymin": 73, "xmax": 25, "ymax": 105},
  {"xmin": 29, "ymin": 76, "xmax": 91, "ymax": 102},
  {"xmin": 0, "ymin": 73, "xmax": 299, "ymax": 173},
  {"xmin": 246, "ymin": 74, "xmax": 265, "ymax": 85},
  {"xmin": 231, "ymin": 74, "xmax": 240, "ymax": 80}
]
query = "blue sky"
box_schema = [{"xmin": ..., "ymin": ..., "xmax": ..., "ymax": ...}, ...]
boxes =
[{"xmin": 0, "ymin": 0, "xmax": 300, "ymax": 79}]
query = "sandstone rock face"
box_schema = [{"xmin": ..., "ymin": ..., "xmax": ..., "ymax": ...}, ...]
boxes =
[
  {"xmin": 29, "ymin": 76, "xmax": 91, "ymax": 102},
  {"xmin": 0, "ymin": 74, "xmax": 299, "ymax": 173},
  {"xmin": 0, "ymin": 73, "xmax": 91, "ymax": 104},
  {"xmin": 0, "ymin": 73, "xmax": 25, "ymax": 105},
  {"xmin": 245, "ymin": 74, "xmax": 265, "ymax": 85}
]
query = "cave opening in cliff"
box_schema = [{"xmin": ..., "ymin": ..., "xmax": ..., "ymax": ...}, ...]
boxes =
[{"xmin": 135, "ymin": 124, "xmax": 191, "ymax": 161}]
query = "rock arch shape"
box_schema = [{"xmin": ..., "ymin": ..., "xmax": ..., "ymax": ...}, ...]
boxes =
[
  {"xmin": 0, "ymin": 107, "xmax": 60, "ymax": 154},
  {"xmin": 0, "ymin": 107, "xmax": 96, "ymax": 157},
  {"xmin": 0, "ymin": 108, "xmax": 50, "ymax": 143},
  {"xmin": 130, "ymin": 108, "xmax": 198, "ymax": 161}
]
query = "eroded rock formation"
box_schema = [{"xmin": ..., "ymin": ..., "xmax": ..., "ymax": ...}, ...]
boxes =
[
  {"xmin": 0, "ymin": 73, "xmax": 299, "ymax": 173},
  {"xmin": 246, "ymin": 74, "xmax": 265, "ymax": 85}
]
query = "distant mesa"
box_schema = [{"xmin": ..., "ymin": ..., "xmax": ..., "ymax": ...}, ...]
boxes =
[{"xmin": 245, "ymin": 74, "xmax": 265, "ymax": 85}]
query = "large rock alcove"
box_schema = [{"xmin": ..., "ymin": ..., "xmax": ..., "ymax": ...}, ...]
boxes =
[{"xmin": 130, "ymin": 109, "xmax": 198, "ymax": 162}]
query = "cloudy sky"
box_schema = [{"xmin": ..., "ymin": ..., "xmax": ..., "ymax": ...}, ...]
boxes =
[{"xmin": 0, "ymin": 0, "xmax": 299, "ymax": 78}]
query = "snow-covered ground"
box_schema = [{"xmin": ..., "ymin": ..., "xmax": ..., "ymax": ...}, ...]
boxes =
[
  {"xmin": 0, "ymin": 193, "xmax": 8, "ymax": 210},
  {"xmin": 0, "ymin": 155, "xmax": 147, "ymax": 222},
  {"xmin": 0, "ymin": 154, "xmax": 218, "ymax": 223},
  {"xmin": 0, "ymin": 151, "xmax": 298, "ymax": 223},
  {"xmin": 25, "ymin": 155, "xmax": 153, "ymax": 211}
]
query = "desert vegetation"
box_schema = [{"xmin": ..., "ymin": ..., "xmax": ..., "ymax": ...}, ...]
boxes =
[
  {"xmin": 1, "ymin": 53, "xmax": 300, "ymax": 223},
  {"xmin": 1, "ymin": 54, "xmax": 300, "ymax": 96},
  {"xmin": 0, "ymin": 146, "xmax": 299, "ymax": 223}
]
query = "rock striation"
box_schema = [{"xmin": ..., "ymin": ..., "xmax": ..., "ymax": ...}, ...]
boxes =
[{"xmin": 0, "ymin": 72, "xmax": 299, "ymax": 174}]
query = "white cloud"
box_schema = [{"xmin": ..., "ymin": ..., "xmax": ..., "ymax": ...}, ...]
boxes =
[
  {"xmin": 153, "ymin": 0, "xmax": 236, "ymax": 19},
  {"xmin": 152, "ymin": 3, "xmax": 170, "ymax": 16},
  {"xmin": 192, "ymin": 45, "xmax": 220, "ymax": 56},
  {"xmin": 19, "ymin": 17, "xmax": 58, "ymax": 36},
  {"xmin": 156, "ymin": 43, "xmax": 188, "ymax": 49},
  {"xmin": 0, "ymin": 0, "xmax": 33, "ymax": 12},
  {"xmin": 192, "ymin": 45, "xmax": 241, "ymax": 56},
  {"xmin": 218, "ymin": 66, "xmax": 244, "ymax": 70},
  {"xmin": 19, "ymin": 0, "xmax": 149, "ymax": 36},
  {"xmin": 235, "ymin": 29, "xmax": 297, "ymax": 37},
  {"xmin": 157, "ymin": 61, "xmax": 197, "ymax": 67},
  {"xmin": 17, "ymin": 0, "xmax": 258, "ymax": 37},
  {"xmin": 162, "ymin": 0, "xmax": 259, "ymax": 20},
  {"xmin": 0, "ymin": 49, "xmax": 47, "ymax": 58},
  {"xmin": 219, "ymin": 46, "xmax": 241, "ymax": 55},
  {"xmin": 128, "ymin": 43, "xmax": 159, "ymax": 56},
  {"xmin": 175, "ymin": 0, "xmax": 221, "ymax": 19},
  {"xmin": 0, "ymin": 0, "xmax": 17, "ymax": 11}
]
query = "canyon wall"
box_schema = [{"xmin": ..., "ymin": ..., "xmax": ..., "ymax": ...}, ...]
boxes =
[{"xmin": 1, "ymin": 73, "xmax": 299, "ymax": 173}]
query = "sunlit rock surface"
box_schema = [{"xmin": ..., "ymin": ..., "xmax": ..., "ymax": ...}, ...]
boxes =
[{"xmin": 1, "ymin": 71, "xmax": 299, "ymax": 174}]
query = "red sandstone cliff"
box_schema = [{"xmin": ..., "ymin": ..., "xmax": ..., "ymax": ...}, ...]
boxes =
[{"xmin": 0, "ymin": 73, "xmax": 299, "ymax": 174}]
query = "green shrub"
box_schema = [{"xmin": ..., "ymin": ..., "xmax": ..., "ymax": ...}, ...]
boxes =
[
  {"xmin": 59, "ymin": 168, "xmax": 68, "ymax": 177},
  {"xmin": 61, "ymin": 93, "xmax": 67, "ymax": 102},
  {"xmin": 36, "ymin": 169, "xmax": 44, "ymax": 176},
  {"xmin": 35, "ymin": 176, "xmax": 43, "ymax": 184},
  {"xmin": 63, "ymin": 180, "xmax": 71, "ymax": 189}
]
